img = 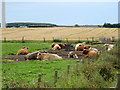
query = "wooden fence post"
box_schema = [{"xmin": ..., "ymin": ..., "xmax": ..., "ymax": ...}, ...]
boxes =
[
  {"xmin": 116, "ymin": 73, "xmax": 120, "ymax": 89},
  {"xmin": 86, "ymin": 38, "xmax": 88, "ymax": 42},
  {"xmin": 43, "ymin": 37, "xmax": 46, "ymax": 42},
  {"xmin": 38, "ymin": 73, "xmax": 42, "ymax": 88},
  {"xmin": 53, "ymin": 37, "xmax": 54, "ymax": 41},
  {"xmin": 66, "ymin": 38, "xmax": 68, "ymax": 42},
  {"xmin": 92, "ymin": 37, "xmax": 94, "ymax": 42},
  {"xmin": 78, "ymin": 37, "xmax": 80, "ymax": 41},
  {"xmin": 112, "ymin": 37, "xmax": 115, "ymax": 42},
  {"xmin": 22, "ymin": 36, "xmax": 25, "ymax": 42},
  {"xmin": 67, "ymin": 64, "xmax": 70, "ymax": 75},
  {"xmin": 75, "ymin": 63, "xmax": 79, "ymax": 76},
  {"xmin": 54, "ymin": 70, "xmax": 58, "ymax": 87},
  {"xmin": 4, "ymin": 37, "xmax": 6, "ymax": 42}
]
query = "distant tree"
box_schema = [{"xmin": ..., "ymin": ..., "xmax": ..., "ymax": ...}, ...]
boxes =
[
  {"xmin": 98, "ymin": 25, "xmax": 102, "ymax": 27},
  {"xmin": 74, "ymin": 24, "xmax": 79, "ymax": 27}
]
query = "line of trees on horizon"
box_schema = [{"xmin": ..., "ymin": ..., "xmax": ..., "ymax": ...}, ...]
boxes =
[
  {"xmin": 0, "ymin": 22, "xmax": 120, "ymax": 28},
  {"xmin": 102, "ymin": 23, "xmax": 120, "ymax": 28}
]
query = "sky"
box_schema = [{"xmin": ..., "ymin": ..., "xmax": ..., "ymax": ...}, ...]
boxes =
[{"xmin": 1, "ymin": 1, "xmax": 118, "ymax": 25}]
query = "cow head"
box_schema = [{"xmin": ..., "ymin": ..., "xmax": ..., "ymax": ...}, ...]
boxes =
[{"xmin": 82, "ymin": 49, "xmax": 89, "ymax": 55}]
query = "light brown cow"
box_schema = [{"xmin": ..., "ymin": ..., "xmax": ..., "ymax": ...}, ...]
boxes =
[
  {"xmin": 25, "ymin": 50, "xmax": 48, "ymax": 60},
  {"xmin": 16, "ymin": 47, "xmax": 28, "ymax": 55},
  {"xmin": 37, "ymin": 52, "xmax": 63, "ymax": 61}
]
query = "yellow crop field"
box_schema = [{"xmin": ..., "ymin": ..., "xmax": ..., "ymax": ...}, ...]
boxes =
[{"xmin": 1, "ymin": 27, "xmax": 118, "ymax": 41}]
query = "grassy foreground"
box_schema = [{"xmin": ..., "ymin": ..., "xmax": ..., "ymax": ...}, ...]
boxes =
[{"xmin": 1, "ymin": 41, "xmax": 120, "ymax": 88}]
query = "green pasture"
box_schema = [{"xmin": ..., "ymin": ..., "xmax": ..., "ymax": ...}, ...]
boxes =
[
  {"xmin": 2, "ymin": 41, "xmax": 104, "ymax": 57},
  {"xmin": 1, "ymin": 41, "xmax": 120, "ymax": 88},
  {"xmin": 2, "ymin": 42, "xmax": 51, "ymax": 57}
]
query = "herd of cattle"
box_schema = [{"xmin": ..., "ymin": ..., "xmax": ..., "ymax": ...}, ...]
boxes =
[{"xmin": 16, "ymin": 42, "xmax": 114, "ymax": 61}]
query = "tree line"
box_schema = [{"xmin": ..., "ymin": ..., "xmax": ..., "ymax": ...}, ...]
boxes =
[
  {"xmin": 0, "ymin": 22, "xmax": 120, "ymax": 28},
  {"xmin": 102, "ymin": 23, "xmax": 120, "ymax": 28},
  {"xmin": 6, "ymin": 22, "xmax": 57, "ymax": 28}
]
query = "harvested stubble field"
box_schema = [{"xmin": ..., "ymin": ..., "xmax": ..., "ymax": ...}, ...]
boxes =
[{"xmin": 1, "ymin": 27, "xmax": 118, "ymax": 41}]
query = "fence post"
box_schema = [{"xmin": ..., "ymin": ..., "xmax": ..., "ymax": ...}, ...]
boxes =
[
  {"xmin": 78, "ymin": 37, "xmax": 80, "ymax": 41},
  {"xmin": 92, "ymin": 37, "xmax": 94, "ymax": 42},
  {"xmin": 67, "ymin": 64, "xmax": 70, "ymax": 75},
  {"xmin": 75, "ymin": 63, "xmax": 79, "ymax": 76},
  {"xmin": 54, "ymin": 70, "xmax": 58, "ymax": 87},
  {"xmin": 66, "ymin": 38, "xmax": 68, "ymax": 42},
  {"xmin": 112, "ymin": 37, "xmax": 115, "ymax": 42},
  {"xmin": 53, "ymin": 37, "xmax": 54, "ymax": 41},
  {"xmin": 116, "ymin": 72, "xmax": 120, "ymax": 89},
  {"xmin": 86, "ymin": 38, "xmax": 88, "ymax": 42},
  {"xmin": 4, "ymin": 37, "xmax": 6, "ymax": 42},
  {"xmin": 43, "ymin": 37, "xmax": 46, "ymax": 42},
  {"xmin": 22, "ymin": 36, "xmax": 25, "ymax": 42},
  {"xmin": 38, "ymin": 73, "xmax": 42, "ymax": 88}
]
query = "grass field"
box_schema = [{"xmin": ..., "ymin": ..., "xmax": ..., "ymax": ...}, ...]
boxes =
[
  {"xmin": 1, "ymin": 27, "xmax": 118, "ymax": 41},
  {"xmin": 2, "ymin": 42, "xmax": 51, "ymax": 57},
  {"xmin": 1, "ymin": 41, "xmax": 120, "ymax": 88}
]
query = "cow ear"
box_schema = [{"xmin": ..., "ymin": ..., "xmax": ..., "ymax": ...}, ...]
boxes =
[
  {"xmin": 51, "ymin": 43, "xmax": 55, "ymax": 47},
  {"xmin": 22, "ymin": 47, "xmax": 25, "ymax": 49},
  {"xmin": 38, "ymin": 52, "xmax": 41, "ymax": 55}
]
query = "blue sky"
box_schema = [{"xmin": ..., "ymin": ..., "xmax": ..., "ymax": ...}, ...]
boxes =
[{"xmin": 5, "ymin": 2, "xmax": 118, "ymax": 25}]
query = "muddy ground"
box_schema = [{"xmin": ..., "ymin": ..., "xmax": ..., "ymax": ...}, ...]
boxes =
[{"xmin": 2, "ymin": 46, "xmax": 104, "ymax": 63}]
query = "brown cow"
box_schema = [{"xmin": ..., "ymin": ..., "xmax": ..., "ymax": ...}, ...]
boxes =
[
  {"xmin": 16, "ymin": 47, "xmax": 28, "ymax": 55},
  {"xmin": 58, "ymin": 43, "xmax": 65, "ymax": 49},
  {"xmin": 82, "ymin": 49, "xmax": 97, "ymax": 59},
  {"xmin": 75, "ymin": 46, "xmax": 91, "ymax": 51}
]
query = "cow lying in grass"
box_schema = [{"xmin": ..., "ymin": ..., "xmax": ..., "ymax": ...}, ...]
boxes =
[
  {"xmin": 25, "ymin": 50, "xmax": 48, "ymax": 60},
  {"xmin": 89, "ymin": 47, "xmax": 99, "ymax": 53},
  {"xmin": 51, "ymin": 43, "xmax": 66, "ymax": 50},
  {"xmin": 68, "ymin": 51, "xmax": 78, "ymax": 59},
  {"xmin": 104, "ymin": 44, "xmax": 114, "ymax": 51},
  {"xmin": 75, "ymin": 46, "xmax": 91, "ymax": 51},
  {"xmin": 82, "ymin": 49, "xmax": 98, "ymax": 59},
  {"xmin": 75, "ymin": 42, "xmax": 86, "ymax": 50},
  {"xmin": 37, "ymin": 52, "xmax": 63, "ymax": 61},
  {"xmin": 16, "ymin": 47, "xmax": 28, "ymax": 55}
]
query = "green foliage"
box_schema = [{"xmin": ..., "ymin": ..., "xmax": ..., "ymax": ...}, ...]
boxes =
[
  {"xmin": 6, "ymin": 22, "xmax": 57, "ymax": 28},
  {"xmin": 103, "ymin": 23, "xmax": 120, "ymax": 28},
  {"xmin": 53, "ymin": 39, "xmax": 62, "ymax": 42}
]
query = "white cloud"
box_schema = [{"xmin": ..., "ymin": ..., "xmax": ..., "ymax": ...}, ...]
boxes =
[{"xmin": 4, "ymin": 0, "xmax": 120, "ymax": 2}]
